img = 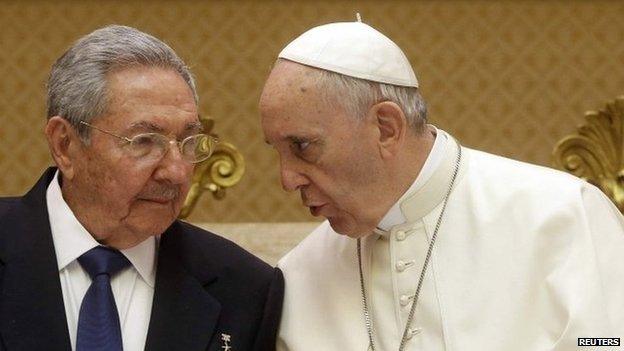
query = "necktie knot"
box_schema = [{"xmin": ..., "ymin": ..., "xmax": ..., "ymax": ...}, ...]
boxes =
[{"xmin": 78, "ymin": 246, "xmax": 130, "ymax": 279}]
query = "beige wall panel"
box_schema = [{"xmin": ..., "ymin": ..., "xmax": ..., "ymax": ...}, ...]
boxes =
[{"xmin": 1, "ymin": 0, "xmax": 623, "ymax": 223}]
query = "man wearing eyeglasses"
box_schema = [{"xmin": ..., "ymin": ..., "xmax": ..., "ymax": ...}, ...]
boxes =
[{"xmin": 0, "ymin": 25, "xmax": 283, "ymax": 351}]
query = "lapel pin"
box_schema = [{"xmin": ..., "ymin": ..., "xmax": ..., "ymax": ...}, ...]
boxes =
[{"xmin": 221, "ymin": 333, "xmax": 232, "ymax": 351}]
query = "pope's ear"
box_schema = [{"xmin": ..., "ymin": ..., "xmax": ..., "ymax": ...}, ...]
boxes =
[
  {"xmin": 368, "ymin": 101, "xmax": 408, "ymax": 158},
  {"xmin": 45, "ymin": 116, "xmax": 80, "ymax": 180}
]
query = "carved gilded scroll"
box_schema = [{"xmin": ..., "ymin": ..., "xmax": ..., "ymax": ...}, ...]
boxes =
[
  {"xmin": 179, "ymin": 116, "xmax": 245, "ymax": 219},
  {"xmin": 553, "ymin": 96, "xmax": 624, "ymax": 212}
]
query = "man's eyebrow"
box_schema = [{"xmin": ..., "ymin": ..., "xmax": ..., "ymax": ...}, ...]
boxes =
[
  {"xmin": 127, "ymin": 121, "xmax": 164, "ymax": 133},
  {"xmin": 184, "ymin": 121, "xmax": 204, "ymax": 133},
  {"xmin": 126, "ymin": 121, "xmax": 204, "ymax": 135}
]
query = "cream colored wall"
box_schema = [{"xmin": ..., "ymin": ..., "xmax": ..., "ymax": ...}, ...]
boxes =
[
  {"xmin": 1, "ymin": 0, "xmax": 623, "ymax": 223},
  {"xmin": 196, "ymin": 222, "xmax": 319, "ymax": 266}
]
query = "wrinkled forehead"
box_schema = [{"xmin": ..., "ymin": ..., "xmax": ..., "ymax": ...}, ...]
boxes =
[
  {"xmin": 260, "ymin": 63, "xmax": 348, "ymax": 145},
  {"xmin": 99, "ymin": 67, "xmax": 201, "ymax": 134},
  {"xmin": 260, "ymin": 61, "xmax": 328, "ymax": 117}
]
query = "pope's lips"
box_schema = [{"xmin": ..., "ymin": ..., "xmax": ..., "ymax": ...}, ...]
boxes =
[{"xmin": 308, "ymin": 203, "xmax": 326, "ymax": 216}]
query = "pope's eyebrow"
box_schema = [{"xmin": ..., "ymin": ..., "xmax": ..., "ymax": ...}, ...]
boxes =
[
  {"xmin": 264, "ymin": 133, "xmax": 318, "ymax": 146},
  {"xmin": 288, "ymin": 135, "xmax": 309, "ymax": 143},
  {"xmin": 263, "ymin": 135, "xmax": 303, "ymax": 146}
]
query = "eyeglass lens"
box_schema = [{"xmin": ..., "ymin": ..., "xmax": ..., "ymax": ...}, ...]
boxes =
[{"xmin": 127, "ymin": 134, "xmax": 215, "ymax": 163}]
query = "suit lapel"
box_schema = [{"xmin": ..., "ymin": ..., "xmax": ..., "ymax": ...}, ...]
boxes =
[
  {"xmin": 0, "ymin": 168, "xmax": 71, "ymax": 350},
  {"xmin": 145, "ymin": 223, "xmax": 221, "ymax": 351}
]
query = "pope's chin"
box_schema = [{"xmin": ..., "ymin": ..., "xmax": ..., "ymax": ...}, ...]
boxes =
[{"xmin": 327, "ymin": 216, "xmax": 369, "ymax": 239}]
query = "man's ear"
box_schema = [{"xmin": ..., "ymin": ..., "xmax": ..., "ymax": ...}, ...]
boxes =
[
  {"xmin": 368, "ymin": 101, "xmax": 408, "ymax": 159},
  {"xmin": 45, "ymin": 116, "xmax": 81, "ymax": 180}
]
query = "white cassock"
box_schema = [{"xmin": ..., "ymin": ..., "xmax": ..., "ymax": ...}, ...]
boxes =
[{"xmin": 277, "ymin": 128, "xmax": 624, "ymax": 351}]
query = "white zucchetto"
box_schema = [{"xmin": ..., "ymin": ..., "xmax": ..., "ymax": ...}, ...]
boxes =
[{"xmin": 278, "ymin": 20, "xmax": 419, "ymax": 88}]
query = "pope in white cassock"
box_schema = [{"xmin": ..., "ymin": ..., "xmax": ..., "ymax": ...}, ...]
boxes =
[{"xmin": 259, "ymin": 18, "xmax": 624, "ymax": 351}]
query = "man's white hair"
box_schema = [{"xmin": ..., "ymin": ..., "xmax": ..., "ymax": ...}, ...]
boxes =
[
  {"xmin": 47, "ymin": 25, "xmax": 197, "ymax": 142},
  {"xmin": 315, "ymin": 66, "xmax": 428, "ymax": 133}
]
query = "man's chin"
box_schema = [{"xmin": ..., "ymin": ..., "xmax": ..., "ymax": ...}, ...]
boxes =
[
  {"xmin": 134, "ymin": 199, "xmax": 180, "ymax": 218},
  {"xmin": 125, "ymin": 208, "xmax": 180, "ymax": 238},
  {"xmin": 124, "ymin": 220, "xmax": 171, "ymax": 243}
]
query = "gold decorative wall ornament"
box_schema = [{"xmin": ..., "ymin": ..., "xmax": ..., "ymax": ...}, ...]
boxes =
[
  {"xmin": 553, "ymin": 96, "xmax": 624, "ymax": 212},
  {"xmin": 179, "ymin": 116, "xmax": 245, "ymax": 219}
]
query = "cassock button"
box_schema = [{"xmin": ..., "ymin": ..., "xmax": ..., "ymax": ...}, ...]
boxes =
[
  {"xmin": 399, "ymin": 294, "xmax": 412, "ymax": 306},
  {"xmin": 396, "ymin": 230, "xmax": 406, "ymax": 241},
  {"xmin": 396, "ymin": 260, "xmax": 406, "ymax": 272},
  {"xmin": 406, "ymin": 327, "xmax": 422, "ymax": 340}
]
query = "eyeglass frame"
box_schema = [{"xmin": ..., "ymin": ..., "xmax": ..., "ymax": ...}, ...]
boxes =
[{"xmin": 78, "ymin": 120, "xmax": 218, "ymax": 164}]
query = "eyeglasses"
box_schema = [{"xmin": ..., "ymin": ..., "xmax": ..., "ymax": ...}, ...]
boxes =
[{"xmin": 79, "ymin": 121, "xmax": 218, "ymax": 164}]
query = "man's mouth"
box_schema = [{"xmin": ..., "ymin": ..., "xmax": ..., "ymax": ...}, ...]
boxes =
[
  {"xmin": 138, "ymin": 187, "xmax": 180, "ymax": 205},
  {"xmin": 140, "ymin": 196, "xmax": 175, "ymax": 204}
]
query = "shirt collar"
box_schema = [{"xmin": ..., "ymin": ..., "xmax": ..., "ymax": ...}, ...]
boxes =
[
  {"xmin": 376, "ymin": 125, "xmax": 448, "ymax": 233},
  {"xmin": 46, "ymin": 170, "xmax": 157, "ymax": 287}
]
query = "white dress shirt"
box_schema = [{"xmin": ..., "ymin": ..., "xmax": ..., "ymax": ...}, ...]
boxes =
[{"xmin": 46, "ymin": 171, "xmax": 157, "ymax": 351}]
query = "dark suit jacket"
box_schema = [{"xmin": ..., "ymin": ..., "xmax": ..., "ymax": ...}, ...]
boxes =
[{"xmin": 0, "ymin": 168, "xmax": 284, "ymax": 351}]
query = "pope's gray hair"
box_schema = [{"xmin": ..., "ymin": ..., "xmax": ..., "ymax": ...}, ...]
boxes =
[
  {"xmin": 316, "ymin": 68, "xmax": 428, "ymax": 133},
  {"xmin": 47, "ymin": 24, "xmax": 198, "ymax": 141}
]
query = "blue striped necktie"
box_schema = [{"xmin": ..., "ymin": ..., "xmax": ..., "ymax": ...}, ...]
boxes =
[{"xmin": 76, "ymin": 246, "xmax": 130, "ymax": 351}]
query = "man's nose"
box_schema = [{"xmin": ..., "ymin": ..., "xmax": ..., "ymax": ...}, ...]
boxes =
[
  {"xmin": 280, "ymin": 166, "xmax": 308, "ymax": 192},
  {"xmin": 154, "ymin": 143, "xmax": 193, "ymax": 184}
]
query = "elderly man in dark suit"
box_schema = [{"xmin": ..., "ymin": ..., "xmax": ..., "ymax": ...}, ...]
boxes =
[{"xmin": 0, "ymin": 25, "xmax": 282, "ymax": 351}]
